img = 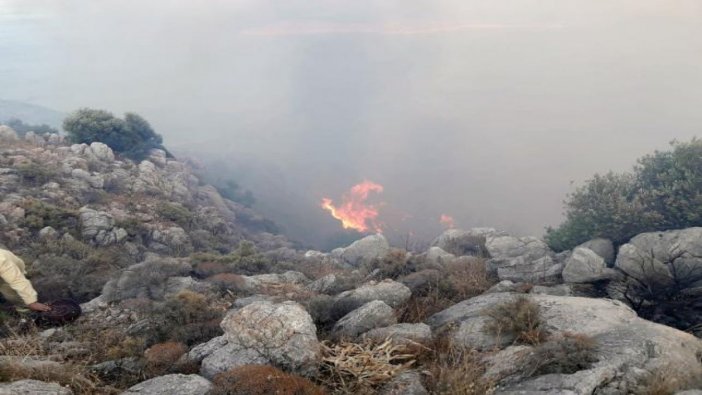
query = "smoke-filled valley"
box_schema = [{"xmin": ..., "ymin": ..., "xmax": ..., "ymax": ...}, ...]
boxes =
[{"xmin": 2, "ymin": 2, "xmax": 702, "ymax": 394}]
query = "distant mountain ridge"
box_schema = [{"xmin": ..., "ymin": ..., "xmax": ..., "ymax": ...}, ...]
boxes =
[{"xmin": 0, "ymin": 99, "xmax": 64, "ymax": 128}]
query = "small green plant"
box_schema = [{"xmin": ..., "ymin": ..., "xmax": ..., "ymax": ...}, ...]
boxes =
[
  {"xmin": 16, "ymin": 163, "xmax": 58, "ymax": 186},
  {"xmin": 21, "ymin": 200, "xmax": 77, "ymax": 232},
  {"xmin": 484, "ymin": 296, "xmax": 547, "ymax": 345},
  {"xmin": 156, "ymin": 202, "xmax": 195, "ymax": 229}
]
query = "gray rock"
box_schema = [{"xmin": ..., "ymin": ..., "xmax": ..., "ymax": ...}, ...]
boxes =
[
  {"xmin": 424, "ymin": 246, "xmax": 456, "ymax": 268},
  {"xmin": 676, "ymin": 391, "xmax": 702, "ymax": 395},
  {"xmin": 79, "ymin": 207, "xmax": 115, "ymax": 241},
  {"xmin": 483, "ymin": 345, "xmax": 533, "ymax": 382},
  {"xmin": 88, "ymin": 142, "xmax": 115, "ymax": 162},
  {"xmin": 0, "ymin": 125, "xmax": 18, "ymax": 141},
  {"xmin": 92, "ymin": 357, "xmax": 144, "ymax": 379},
  {"xmin": 614, "ymin": 228, "xmax": 702, "ymax": 291},
  {"xmin": 38, "ymin": 226, "xmax": 59, "ymax": 240},
  {"xmin": 531, "ymin": 284, "xmax": 572, "ymax": 296},
  {"xmin": 578, "ymin": 238, "xmax": 615, "ymax": 266},
  {"xmin": 363, "ymin": 323, "xmax": 432, "ymax": 346},
  {"xmin": 307, "ymin": 274, "xmax": 338, "ymax": 294},
  {"xmin": 486, "ymin": 280, "xmax": 520, "ymax": 293},
  {"xmin": 380, "ymin": 370, "xmax": 428, "ymax": 395},
  {"xmin": 122, "ymin": 374, "xmax": 212, "ymax": 395},
  {"xmin": 335, "ymin": 279, "xmax": 411, "ymax": 309},
  {"xmin": 432, "ymin": 228, "xmax": 495, "ymax": 256},
  {"xmin": 398, "ymin": 270, "xmax": 441, "ymax": 293},
  {"xmin": 71, "ymin": 168, "xmax": 104, "ymax": 188},
  {"xmin": 80, "ymin": 295, "xmax": 107, "ymax": 313},
  {"xmin": 187, "ymin": 336, "xmax": 229, "ymax": 364},
  {"xmin": 562, "ymin": 247, "xmax": 615, "ymax": 283},
  {"xmin": 563, "ymin": 247, "xmax": 616, "ymax": 283},
  {"xmin": 219, "ymin": 301, "xmax": 320, "ymax": 376},
  {"xmin": 428, "ymin": 293, "xmax": 702, "ymax": 393},
  {"xmin": 340, "ymin": 234, "xmax": 390, "ymax": 267},
  {"xmin": 0, "ymin": 379, "xmax": 72, "ymax": 395},
  {"xmin": 333, "ymin": 300, "xmax": 397, "ymax": 339},
  {"xmin": 486, "ymin": 235, "xmax": 558, "ymax": 283},
  {"xmin": 200, "ymin": 344, "xmax": 269, "ymax": 379}
]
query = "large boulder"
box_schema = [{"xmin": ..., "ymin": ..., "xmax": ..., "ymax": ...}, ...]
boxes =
[
  {"xmin": 339, "ymin": 234, "xmax": 390, "ymax": 267},
  {"xmin": 578, "ymin": 238, "xmax": 615, "ymax": 266},
  {"xmin": 332, "ymin": 300, "xmax": 397, "ymax": 339},
  {"xmin": 0, "ymin": 379, "xmax": 72, "ymax": 395},
  {"xmin": 614, "ymin": 228, "xmax": 702, "ymax": 290},
  {"xmin": 87, "ymin": 142, "xmax": 115, "ymax": 162},
  {"xmin": 431, "ymin": 228, "xmax": 495, "ymax": 256},
  {"xmin": 486, "ymin": 235, "xmax": 560, "ymax": 283},
  {"xmin": 0, "ymin": 125, "xmax": 18, "ymax": 141},
  {"xmin": 335, "ymin": 279, "xmax": 411, "ymax": 309},
  {"xmin": 562, "ymin": 247, "xmax": 617, "ymax": 283},
  {"xmin": 428, "ymin": 293, "xmax": 702, "ymax": 393},
  {"xmin": 122, "ymin": 374, "xmax": 212, "ymax": 395},
  {"xmin": 216, "ymin": 301, "xmax": 320, "ymax": 376}
]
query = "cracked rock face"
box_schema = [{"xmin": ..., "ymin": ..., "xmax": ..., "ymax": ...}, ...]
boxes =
[
  {"xmin": 122, "ymin": 374, "xmax": 212, "ymax": 395},
  {"xmin": 218, "ymin": 300, "xmax": 320, "ymax": 377},
  {"xmin": 427, "ymin": 293, "xmax": 702, "ymax": 394},
  {"xmin": 486, "ymin": 235, "xmax": 561, "ymax": 283}
]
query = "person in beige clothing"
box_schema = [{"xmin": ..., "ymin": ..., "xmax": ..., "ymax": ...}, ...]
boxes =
[{"xmin": 0, "ymin": 248, "xmax": 51, "ymax": 312}]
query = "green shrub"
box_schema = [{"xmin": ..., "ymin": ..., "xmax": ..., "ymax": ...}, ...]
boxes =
[
  {"xmin": 484, "ymin": 296, "xmax": 547, "ymax": 345},
  {"xmin": 148, "ymin": 291, "xmax": 223, "ymax": 346},
  {"xmin": 547, "ymin": 139, "xmax": 702, "ymax": 251},
  {"xmin": 20, "ymin": 200, "xmax": 77, "ymax": 233},
  {"xmin": 191, "ymin": 241, "xmax": 272, "ymax": 275},
  {"xmin": 16, "ymin": 163, "xmax": 58, "ymax": 186},
  {"xmin": 63, "ymin": 108, "xmax": 166, "ymax": 161},
  {"xmin": 156, "ymin": 203, "xmax": 194, "ymax": 229},
  {"xmin": 4, "ymin": 117, "xmax": 59, "ymax": 136}
]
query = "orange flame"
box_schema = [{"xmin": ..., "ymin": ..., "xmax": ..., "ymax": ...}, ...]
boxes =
[
  {"xmin": 322, "ymin": 181, "xmax": 384, "ymax": 233},
  {"xmin": 440, "ymin": 214, "xmax": 456, "ymax": 229}
]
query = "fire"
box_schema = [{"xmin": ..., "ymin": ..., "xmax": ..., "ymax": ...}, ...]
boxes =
[
  {"xmin": 440, "ymin": 214, "xmax": 456, "ymax": 229},
  {"xmin": 322, "ymin": 181, "xmax": 384, "ymax": 233}
]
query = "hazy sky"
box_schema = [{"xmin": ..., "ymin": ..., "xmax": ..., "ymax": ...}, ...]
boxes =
[{"xmin": 2, "ymin": 1, "xmax": 702, "ymax": 248}]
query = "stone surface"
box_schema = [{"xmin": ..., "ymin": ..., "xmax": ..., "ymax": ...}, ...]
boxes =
[
  {"xmin": 122, "ymin": 374, "xmax": 212, "ymax": 395},
  {"xmin": 363, "ymin": 323, "xmax": 433, "ymax": 346},
  {"xmin": 340, "ymin": 234, "xmax": 391, "ymax": 267},
  {"xmin": 335, "ymin": 279, "xmax": 411, "ymax": 309},
  {"xmin": 530, "ymin": 284, "xmax": 572, "ymax": 296},
  {"xmin": 0, "ymin": 379, "xmax": 72, "ymax": 395},
  {"xmin": 562, "ymin": 247, "xmax": 616, "ymax": 283},
  {"xmin": 380, "ymin": 370, "xmax": 429, "ymax": 395},
  {"xmin": 218, "ymin": 301, "xmax": 320, "ymax": 376},
  {"xmin": 431, "ymin": 228, "xmax": 495, "ymax": 256},
  {"xmin": 333, "ymin": 300, "xmax": 397, "ymax": 339},
  {"xmin": 578, "ymin": 238, "xmax": 615, "ymax": 266},
  {"xmin": 428, "ymin": 293, "xmax": 702, "ymax": 393},
  {"xmin": 486, "ymin": 235, "xmax": 559, "ymax": 283}
]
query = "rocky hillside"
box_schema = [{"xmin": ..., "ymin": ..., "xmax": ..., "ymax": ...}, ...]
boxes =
[
  {"xmin": 0, "ymin": 126, "xmax": 292, "ymax": 302},
  {"xmin": 0, "ymin": 124, "xmax": 701, "ymax": 394}
]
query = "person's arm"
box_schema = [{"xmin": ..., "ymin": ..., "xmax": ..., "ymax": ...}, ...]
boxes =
[{"xmin": 0, "ymin": 255, "xmax": 50, "ymax": 311}]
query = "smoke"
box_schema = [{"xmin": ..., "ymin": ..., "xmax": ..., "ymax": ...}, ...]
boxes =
[{"xmin": 2, "ymin": 0, "xmax": 702, "ymax": 249}]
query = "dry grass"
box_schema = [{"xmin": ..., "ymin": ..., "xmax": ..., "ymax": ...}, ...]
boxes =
[
  {"xmin": 144, "ymin": 341, "xmax": 187, "ymax": 375},
  {"xmin": 524, "ymin": 332, "xmax": 598, "ymax": 377},
  {"xmin": 319, "ymin": 338, "xmax": 417, "ymax": 393},
  {"xmin": 422, "ymin": 333, "xmax": 494, "ymax": 395},
  {"xmin": 211, "ymin": 365, "xmax": 326, "ymax": 395},
  {"xmin": 443, "ymin": 258, "xmax": 494, "ymax": 300},
  {"xmin": 483, "ymin": 296, "xmax": 547, "ymax": 345}
]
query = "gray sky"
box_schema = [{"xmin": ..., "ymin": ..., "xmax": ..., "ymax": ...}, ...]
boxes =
[{"xmin": 2, "ymin": 1, "xmax": 702, "ymax": 248}]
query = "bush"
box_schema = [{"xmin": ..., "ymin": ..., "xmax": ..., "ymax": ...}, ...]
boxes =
[
  {"xmin": 101, "ymin": 258, "xmax": 192, "ymax": 302},
  {"xmin": 303, "ymin": 295, "xmax": 363, "ymax": 336},
  {"xmin": 524, "ymin": 332, "xmax": 598, "ymax": 376},
  {"xmin": 63, "ymin": 108, "xmax": 166, "ymax": 161},
  {"xmin": 156, "ymin": 203, "xmax": 195, "ymax": 229},
  {"xmin": 546, "ymin": 139, "xmax": 702, "ymax": 251},
  {"xmin": 484, "ymin": 296, "xmax": 547, "ymax": 345},
  {"xmin": 423, "ymin": 337, "xmax": 494, "ymax": 395},
  {"xmin": 20, "ymin": 199, "xmax": 77, "ymax": 233},
  {"xmin": 144, "ymin": 341, "xmax": 188, "ymax": 376},
  {"xmin": 191, "ymin": 241, "xmax": 273, "ymax": 275},
  {"xmin": 148, "ymin": 290, "xmax": 223, "ymax": 346},
  {"xmin": 4, "ymin": 117, "xmax": 59, "ymax": 136},
  {"xmin": 16, "ymin": 163, "xmax": 58, "ymax": 186},
  {"xmin": 211, "ymin": 365, "xmax": 325, "ymax": 395},
  {"xmin": 364, "ymin": 248, "xmax": 411, "ymax": 279},
  {"xmin": 319, "ymin": 339, "xmax": 416, "ymax": 393}
]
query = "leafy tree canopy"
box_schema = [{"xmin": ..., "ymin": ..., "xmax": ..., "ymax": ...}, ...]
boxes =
[
  {"xmin": 63, "ymin": 108, "xmax": 166, "ymax": 161},
  {"xmin": 546, "ymin": 139, "xmax": 702, "ymax": 251}
]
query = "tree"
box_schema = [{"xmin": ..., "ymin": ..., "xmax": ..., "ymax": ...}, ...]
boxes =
[
  {"xmin": 63, "ymin": 108, "xmax": 166, "ymax": 161},
  {"xmin": 4, "ymin": 118, "xmax": 58, "ymax": 136},
  {"xmin": 546, "ymin": 139, "xmax": 702, "ymax": 251}
]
